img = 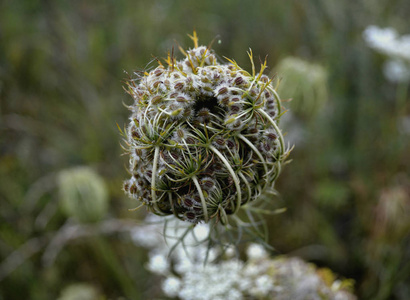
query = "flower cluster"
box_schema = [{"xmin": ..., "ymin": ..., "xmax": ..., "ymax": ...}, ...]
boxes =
[
  {"xmin": 131, "ymin": 216, "xmax": 357, "ymax": 300},
  {"xmin": 363, "ymin": 26, "xmax": 410, "ymax": 61},
  {"xmin": 363, "ymin": 25, "xmax": 410, "ymax": 83},
  {"xmin": 123, "ymin": 33, "xmax": 289, "ymax": 224}
]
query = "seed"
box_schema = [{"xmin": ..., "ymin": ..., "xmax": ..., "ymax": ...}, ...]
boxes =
[
  {"xmin": 154, "ymin": 68, "xmax": 164, "ymax": 77},
  {"xmin": 185, "ymin": 211, "xmax": 197, "ymax": 221},
  {"xmin": 201, "ymin": 177, "xmax": 216, "ymax": 190},
  {"xmin": 186, "ymin": 136, "xmax": 196, "ymax": 144},
  {"xmin": 123, "ymin": 182, "xmax": 130, "ymax": 192},
  {"xmin": 151, "ymin": 95, "xmax": 162, "ymax": 105},
  {"xmin": 176, "ymin": 96, "xmax": 188, "ymax": 103},
  {"xmin": 153, "ymin": 81, "xmax": 162, "ymax": 88},
  {"xmin": 129, "ymin": 184, "xmax": 137, "ymax": 194},
  {"xmin": 219, "ymin": 96, "xmax": 230, "ymax": 106},
  {"xmin": 183, "ymin": 197, "xmax": 194, "ymax": 208},
  {"xmin": 215, "ymin": 137, "xmax": 226, "ymax": 147},
  {"xmin": 248, "ymin": 128, "xmax": 259, "ymax": 134},
  {"xmin": 131, "ymin": 130, "xmax": 140, "ymax": 139},
  {"xmin": 170, "ymin": 151, "xmax": 180, "ymax": 160},
  {"xmin": 234, "ymin": 76, "xmax": 244, "ymax": 85},
  {"xmin": 230, "ymin": 105, "xmax": 241, "ymax": 113},
  {"xmin": 177, "ymin": 129, "xmax": 185, "ymax": 138},
  {"xmin": 218, "ymin": 86, "xmax": 229, "ymax": 95},
  {"xmin": 174, "ymin": 82, "xmax": 184, "ymax": 90},
  {"xmin": 226, "ymin": 139, "xmax": 235, "ymax": 149},
  {"xmin": 267, "ymin": 132, "xmax": 277, "ymax": 141}
]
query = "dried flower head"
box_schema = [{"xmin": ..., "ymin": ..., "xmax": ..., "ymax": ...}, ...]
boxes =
[{"xmin": 122, "ymin": 32, "xmax": 290, "ymax": 225}]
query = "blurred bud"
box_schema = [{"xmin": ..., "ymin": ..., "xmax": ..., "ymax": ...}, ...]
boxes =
[
  {"xmin": 57, "ymin": 283, "xmax": 101, "ymax": 300},
  {"xmin": 58, "ymin": 167, "xmax": 108, "ymax": 223},
  {"xmin": 274, "ymin": 56, "xmax": 328, "ymax": 118},
  {"xmin": 374, "ymin": 184, "xmax": 410, "ymax": 239}
]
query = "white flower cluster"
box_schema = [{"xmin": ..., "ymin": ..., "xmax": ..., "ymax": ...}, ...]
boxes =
[
  {"xmin": 363, "ymin": 25, "xmax": 410, "ymax": 83},
  {"xmin": 363, "ymin": 26, "xmax": 410, "ymax": 61},
  {"xmin": 131, "ymin": 216, "xmax": 356, "ymax": 300}
]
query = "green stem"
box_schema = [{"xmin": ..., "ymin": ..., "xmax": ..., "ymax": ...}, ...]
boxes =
[
  {"xmin": 209, "ymin": 145, "xmax": 242, "ymax": 214},
  {"xmin": 151, "ymin": 146, "xmax": 160, "ymax": 212},
  {"xmin": 192, "ymin": 175, "xmax": 209, "ymax": 222},
  {"xmin": 237, "ymin": 134, "xmax": 269, "ymax": 174},
  {"xmin": 238, "ymin": 171, "xmax": 252, "ymax": 205}
]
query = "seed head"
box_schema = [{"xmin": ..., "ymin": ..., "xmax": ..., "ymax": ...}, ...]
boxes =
[{"xmin": 122, "ymin": 33, "xmax": 290, "ymax": 225}]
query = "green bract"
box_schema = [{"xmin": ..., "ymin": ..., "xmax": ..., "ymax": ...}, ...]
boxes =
[{"xmin": 123, "ymin": 34, "xmax": 289, "ymax": 224}]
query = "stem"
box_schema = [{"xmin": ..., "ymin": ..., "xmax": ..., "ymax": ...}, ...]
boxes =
[
  {"xmin": 151, "ymin": 146, "xmax": 160, "ymax": 212},
  {"xmin": 237, "ymin": 134, "xmax": 269, "ymax": 174},
  {"xmin": 238, "ymin": 171, "xmax": 252, "ymax": 205},
  {"xmin": 168, "ymin": 192, "xmax": 180, "ymax": 219},
  {"xmin": 209, "ymin": 145, "xmax": 242, "ymax": 214},
  {"xmin": 218, "ymin": 204, "xmax": 229, "ymax": 225},
  {"xmin": 192, "ymin": 175, "xmax": 209, "ymax": 222}
]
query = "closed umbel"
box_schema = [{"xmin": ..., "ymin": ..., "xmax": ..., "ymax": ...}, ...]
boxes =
[{"xmin": 123, "ymin": 34, "xmax": 289, "ymax": 224}]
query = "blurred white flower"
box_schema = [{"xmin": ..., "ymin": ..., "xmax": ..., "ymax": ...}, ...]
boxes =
[
  {"xmin": 132, "ymin": 216, "xmax": 356, "ymax": 300},
  {"xmin": 147, "ymin": 253, "xmax": 169, "ymax": 275},
  {"xmin": 246, "ymin": 243, "xmax": 268, "ymax": 260},
  {"xmin": 250, "ymin": 275, "xmax": 275, "ymax": 297},
  {"xmin": 383, "ymin": 60, "xmax": 410, "ymax": 83},
  {"xmin": 162, "ymin": 276, "xmax": 181, "ymax": 298},
  {"xmin": 363, "ymin": 25, "xmax": 410, "ymax": 83},
  {"xmin": 363, "ymin": 26, "xmax": 398, "ymax": 55},
  {"xmin": 363, "ymin": 25, "xmax": 410, "ymax": 61}
]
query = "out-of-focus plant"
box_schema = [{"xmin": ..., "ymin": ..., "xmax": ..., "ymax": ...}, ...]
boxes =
[
  {"xmin": 274, "ymin": 57, "xmax": 328, "ymax": 119},
  {"xmin": 363, "ymin": 25, "xmax": 410, "ymax": 117},
  {"xmin": 57, "ymin": 283, "xmax": 102, "ymax": 300},
  {"xmin": 131, "ymin": 216, "xmax": 356, "ymax": 300},
  {"xmin": 58, "ymin": 167, "xmax": 109, "ymax": 223},
  {"xmin": 363, "ymin": 25, "xmax": 410, "ymax": 83},
  {"xmin": 362, "ymin": 174, "xmax": 410, "ymax": 300}
]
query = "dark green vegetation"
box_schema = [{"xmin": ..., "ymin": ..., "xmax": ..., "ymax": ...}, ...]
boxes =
[{"xmin": 1, "ymin": 0, "xmax": 409, "ymax": 299}]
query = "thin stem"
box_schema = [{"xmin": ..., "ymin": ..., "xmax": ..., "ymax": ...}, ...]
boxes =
[
  {"xmin": 168, "ymin": 192, "xmax": 181, "ymax": 219},
  {"xmin": 151, "ymin": 146, "xmax": 160, "ymax": 212},
  {"xmin": 238, "ymin": 171, "xmax": 252, "ymax": 206},
  {"xmin": 192, "ymin": 175, "xmax": 209, "ymax": 222},
  {"xmin": 209, "ymin": 145, "xmax": 242, "ymax": 214},
  {"xmin": 218, "ymin": 204, "xmax": 229, "ymax": 225},
  {"xmin": 237, "ymin": 134, "xmax": 269, "ymax": 174}
]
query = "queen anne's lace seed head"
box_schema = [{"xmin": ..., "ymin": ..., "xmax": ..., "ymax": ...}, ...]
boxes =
[{"xmin": 123, "ymin": 32, "xmax": 290, "ymax": 224}]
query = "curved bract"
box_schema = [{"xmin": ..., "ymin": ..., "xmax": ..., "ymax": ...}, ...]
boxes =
[{"xmin": 122, "ymin": 34, "xmax": 290, "ymax": 224}]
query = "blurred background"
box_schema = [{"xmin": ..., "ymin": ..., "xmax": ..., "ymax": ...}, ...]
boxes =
[{"xmin": 1, "ymin": 0, "xmax": 410, "ymax": 299}]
